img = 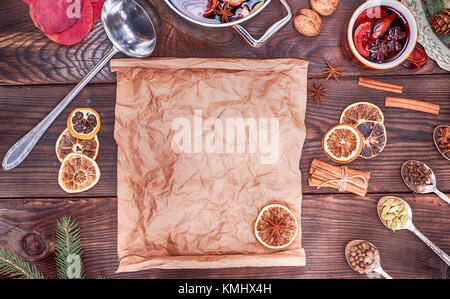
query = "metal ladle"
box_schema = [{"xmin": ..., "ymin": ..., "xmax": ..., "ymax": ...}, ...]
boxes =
[
  {"xmin": 401, "ymin": 160, "xmax": 450, "ymax": 205},
  {"xmin": 2, "ymin": 0, "xmax": 158, "ymax": 170},
  {"xmin": 345, "ymin": 240, "xmax": 392, "ymax": 279},
  {"xmin": 377, "ymin": 196, "xmax": 450, "ymax": 266}
]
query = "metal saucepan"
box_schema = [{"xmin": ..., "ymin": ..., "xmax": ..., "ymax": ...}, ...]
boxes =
[{"xmin": 164, "ymin": 0, "xmax": 292, "ymax": 47}]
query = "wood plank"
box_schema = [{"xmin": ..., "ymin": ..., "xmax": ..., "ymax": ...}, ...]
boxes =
[
  {"xmin": 0, "ymin": 0, "xmax": 447, "ymax": 86},
  {"xmin": 0, "ymin": 193, "xmax": 448, "ymax": 279},
  {"xmin": 0, "ymin": 84, "xmax": 117, "ymax": 198},
  {"xmin": 302, "ymin": 74, "xmax": 450, "ymax": 195},
  {"xmin": 0, "ymin": 75, "xmax": 449, "ymax": 198}
]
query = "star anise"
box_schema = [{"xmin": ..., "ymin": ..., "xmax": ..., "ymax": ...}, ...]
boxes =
[
  {"xmin": 368, "ymin": 39, "xmax": 391, "ymax": 63},
  {"xmin": 323, "ymin": 59, "xmax": 344, "ymax": 82},
  {"xmin": 387, "ymin": 26, "xmax": 406, "ymax": 52},
  {"xmin": 266, "ymin": 215, "xmax": 290, "ymax": 243},
  {"xmin": 387, "ymin": 26, "xmax": 407, "ymax": 41},
  {"xmin": 308, "ymin": 82, "xmax": 327, "ymax": 103},
  {"xmin": 436, "ymin": 127, "xmax": 450, "ymax": 156},
  {"xmin": 215, "ymin": 4, "xmax": 234, "ymax": 23}
]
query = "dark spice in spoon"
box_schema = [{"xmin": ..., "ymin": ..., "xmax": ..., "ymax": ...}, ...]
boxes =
[{"xmin": 402, "ymin": 161, "xmax": 432, "ymax": 190}]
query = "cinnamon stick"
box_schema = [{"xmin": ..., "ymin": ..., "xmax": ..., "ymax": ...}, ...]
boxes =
[
  {"xmin": 309, "ymin": 159, "xmax": 370, "ymax": 197},
  {"xmin": 385, "ymin": 96, "xmax": 440, "ymax": 115},
  {"xmin": 309, "ymin": 176, "xmax": 367, "ymax": 197},
  {"xmin": 358, "ymin": 77, "xmax": 403, "ymax": 94},
  {"xmin": 309, "ymin": 172, "xmax": 367, "ymax": 197},
  {"xmin": 310, "ymin": 159, "xmax": 371, "ymax": 181}
]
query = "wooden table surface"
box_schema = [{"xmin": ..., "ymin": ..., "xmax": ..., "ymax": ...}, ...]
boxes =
[{"xmin": 0, "ymin": 0, "xmax": 449, "ymax": 279}]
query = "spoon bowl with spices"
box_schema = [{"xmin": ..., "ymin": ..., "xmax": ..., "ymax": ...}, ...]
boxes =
[
  {"xmin": 377, "ymin": 196, "xmax": 450, "ymax": 266},
  {"xmin": 401, "ymin": 160, "xmax": 450, "ymax": 205},
  {"xmin": 433, "ymin": 125, "xmax": 450, "ymax": 161},
  {"xmin": 345, "ymin": 240, "xmax": 392, "ymax": 279}
]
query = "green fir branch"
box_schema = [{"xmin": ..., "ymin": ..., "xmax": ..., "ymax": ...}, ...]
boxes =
[
  {"xmin": 55, "ymin": 216, "xmax": 85, "ymax": 279},
  {"xmin": 0, "ymin": 247, "xmax": 45, "ymax": 279}
]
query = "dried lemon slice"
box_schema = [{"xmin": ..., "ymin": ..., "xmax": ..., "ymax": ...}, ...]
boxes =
[
  {"xmin": 322, "ymin": 124, "xmax": 363, "ymax": 164},
  {"xmin": 254, "ymin": 203, "xmax": 298, "ymax": 249},
  {"xmin": 55, "ymin": 128, "xmax": 99, "ymax": 162},
  {"xmin": 67, "ymin": 108, "xmax": 101, "ymax": 140},
  {"xmin": 58, "ymin": 153, "xmax": 100, "ymax": 193},
  {"xmin": 340, "ymin": 102, "xmax": 384, "ymax": 126}
]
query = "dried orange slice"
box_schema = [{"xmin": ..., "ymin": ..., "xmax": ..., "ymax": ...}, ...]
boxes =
[
  {"xmin": 322, "ymin": 124, "xmax": 363, "ymax": 164},
  {"xmin": 58, "ymin": 153, "xmax": 100, "ymax": 193},
  {"xmin": 254, "ymin": 204, "xmax": 298, "ymax": 249},
  {"xmin": 55, "ymin": 128, "xmax": 99, "ymax": 162},
  {"xmin": 340, "ymin": 102, "xmax": 387, "ymax": 159},
  {"xmin": 356, "ymin": 121, "xmax": 387, "ymax": 159},
  {"xmin": 67, "ymin": 108, "xmax": 101, "ymax": 140},
  {"xmin": 340, "ymin": 102, "xmax": 384, "ymax": 126}
]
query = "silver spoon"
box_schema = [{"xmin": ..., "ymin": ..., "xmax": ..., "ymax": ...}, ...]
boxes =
[
  {"xmin": 401, "ymin": 160, "xmax": 450, "ymax": 205},
  {"xmin": 433, "ymin": 125, "xmax": 450, "ymax": 161},
  {"xmin": 377, "ymin": 196, "xmax": 450, "ymax": 266},
  {"xmin": 2, "ymin": 0, "xmax": 158, "ymax": 170},
  {"xmin": 345, "ymin": 240, "xmax": 392, "ymax": 279}
]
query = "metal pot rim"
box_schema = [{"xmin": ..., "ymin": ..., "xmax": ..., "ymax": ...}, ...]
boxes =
[{"xmin": 164, "ymin": 0, "xmax": 272, "ymax": 28}]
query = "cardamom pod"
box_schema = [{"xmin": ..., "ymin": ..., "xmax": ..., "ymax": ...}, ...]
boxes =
[
  {"xmin": 383, "ymin": 198, "xmax": 396, "ymax": 206},
  {"xmin": 381, "ymin": 206, "xmax": 390, "ymax": 216},
  {"xmin": 390, "ymin": 221, "xmax": 397, "ymax": 230},
  {"xmin": 382, "ymin": 213, "xmax": 395, "ymax": 221},
  {"xmin": 401, "ymin": 215, "xmax": 408, "ymax": 227},
  {"xmin": 393, "ymin": 199, "xmax": 402, "ymax": 206},
  {"xmin": 389, "ymin": 206, "xmax": 400, "ymax": 213}
]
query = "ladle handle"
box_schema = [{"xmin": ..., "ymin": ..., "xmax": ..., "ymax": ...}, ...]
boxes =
[
  {"xmin": 2, "ymin": 46, "xmax": 120, "ymax": 171},
  {"xmin": 409, "ymin": 224, "xmax": 450, "ymax": 266},
  {"xmin": 434, "ymin": 188, "xmax": 450, "ymax": 205}
]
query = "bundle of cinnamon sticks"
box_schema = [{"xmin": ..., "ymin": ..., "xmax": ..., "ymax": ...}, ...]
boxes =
[{"xmin": 309, "ymin": 159, "xmax": 371, "ymax": 197}]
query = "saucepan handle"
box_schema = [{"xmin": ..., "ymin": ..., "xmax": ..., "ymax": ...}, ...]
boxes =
[{"xmin": 233, "ymin": 0, "xmax": 292, "ymax": 48}]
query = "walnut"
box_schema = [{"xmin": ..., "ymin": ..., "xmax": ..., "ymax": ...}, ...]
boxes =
[
  {"xmin": 310, "ymin": 0, "xmax": 339, "ymax": 16},
  {"xmin": 293, "ymin": 9, "xmax": 322, "ymax": 37}
]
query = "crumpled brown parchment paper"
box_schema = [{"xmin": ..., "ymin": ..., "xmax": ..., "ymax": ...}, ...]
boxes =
[{"xmin": 111, "ymin": 58, "xmax": 308, "ymax": 272}]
